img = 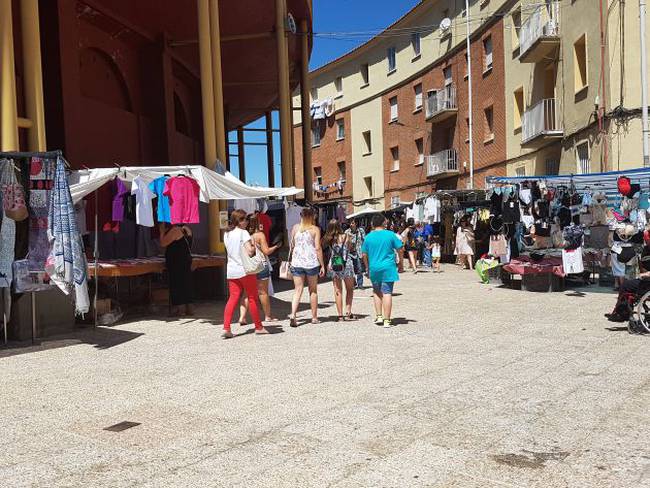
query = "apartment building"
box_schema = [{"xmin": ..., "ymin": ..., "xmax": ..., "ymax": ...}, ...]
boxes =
[
  {"xmin": 503, "ymin": 0, "xmax": 650, "ymax": 177},
  {"xmin": 293, "ymin": 0, "xmax": 650, "ymax": 211},
  {"xmin": 293, "ymin": 0, "xmax": 514, "ymax": 211}
]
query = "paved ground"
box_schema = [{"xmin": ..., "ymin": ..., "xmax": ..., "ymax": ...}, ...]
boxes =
[{"xmin": 1, "ymin": 265, "xmax": 649, "ymax": 487}]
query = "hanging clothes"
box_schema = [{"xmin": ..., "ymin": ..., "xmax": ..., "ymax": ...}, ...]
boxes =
[
  {"xmin": 562, "ymin": 247, "xmax": 584, "ymax": 274},
  {"xmin": 28, "ymin": 157, "xmax": 55, "ymax": 273},
  {"xmin": 111, "ymin": 178, "xmax": 129, "ymax": 222},
  {"xmin": 131, "ymin": 176, "xmax": 155, "ymax": 227},
  {"xmin": 423, "ymin": 196, "xmax": 441, "ymax": 223},
  {"xmin": 149, "ymin": 176, "xmax": 171, "ymax": 223},
  {"xmin": 164, "ymin": 176, "xmax": 200, "ymax": 224},
  {"xmin": 237, "ymin": 198, "xmax": 257, "ymax": 215},
  {"xmin": 46, "ymin": 158, "xmax": 90, "ymax": 315},
  {"xmin": 285, "ymin": 202, "xmax": 302, "ymax": 233},
  {"xmin": 0, "ymin": 199, "xmax": 15, "ymax": 289}
]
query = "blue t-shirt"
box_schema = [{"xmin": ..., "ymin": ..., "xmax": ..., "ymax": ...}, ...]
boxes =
[
  {"xmin": 149, "ymin": 176, "xmax": 171, "ymax": 223},
  {"xmin": 361, "ymin": 229, "xmax": 403, "ymax": 283}
]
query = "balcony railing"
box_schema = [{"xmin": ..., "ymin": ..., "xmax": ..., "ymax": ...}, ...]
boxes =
[
  {"xmin": 426, "ymin": 86, "xmax": 457, "ymax": 119},
  {"xmin": 520, "ymin": 5, "xmax": 559, "ymax": 59},
  {"xmin": 426, "ymin": 149, "xmax": 458, "ymax": 177},
  {"xmin": 522, "ymin": 98, "xmax": 562, "ymax": 144}
]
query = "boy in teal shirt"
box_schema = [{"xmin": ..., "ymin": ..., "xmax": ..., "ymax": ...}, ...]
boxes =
[{"xmin": 361, "ymin": 214, "xmax": 403, "ymax": 328}]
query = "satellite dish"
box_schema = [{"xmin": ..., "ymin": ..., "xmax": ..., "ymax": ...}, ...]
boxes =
[
  {"xmin": 286, "ymin": 13, "xmax": 297, "ymax": 34},
  {"xmin": 440, "ymin": 18, "xmax": 452, "ymax": 32}
]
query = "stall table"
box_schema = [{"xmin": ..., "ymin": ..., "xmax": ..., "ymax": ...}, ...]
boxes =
[
  {"xmin": 88, "ymin": 255, "xmax": 226, "ymax": 315},
  {"xmin": 502, "ymin": 249, "xmax": 604, "ymax": 292}
]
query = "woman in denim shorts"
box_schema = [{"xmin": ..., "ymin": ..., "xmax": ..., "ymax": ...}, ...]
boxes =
[
  {"xmin": 238, "ymin": 214, "xmax": 280, "ymax": 324},
  {"xmin": 288, "ymin": 208, "xmax": 325, "ymax": 326}
]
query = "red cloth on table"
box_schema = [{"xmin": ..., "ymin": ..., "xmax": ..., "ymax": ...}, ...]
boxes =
[{"xmin": 503, "ymin": 255, "xmax": 565, "ymax": 277}]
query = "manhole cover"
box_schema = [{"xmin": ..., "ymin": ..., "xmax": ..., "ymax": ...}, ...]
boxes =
[{"xmin": 104, "ymin": 421, "xmax": 141, "ymax": 432}]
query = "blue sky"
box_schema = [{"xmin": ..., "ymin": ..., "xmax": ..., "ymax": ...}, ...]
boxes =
[{"xmin": 230, "ymin": 0, "xmax": 420, "ymax": 186}]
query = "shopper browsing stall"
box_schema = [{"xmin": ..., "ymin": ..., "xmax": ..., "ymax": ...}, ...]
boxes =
[{"xmin": 159, "ymin": 223, "xmax": 194, "ymax": 316}]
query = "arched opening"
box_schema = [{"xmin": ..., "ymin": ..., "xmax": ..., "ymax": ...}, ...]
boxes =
[{"xmin": 79, "ymin": 47, "xmax": 133, "ymax": 112}]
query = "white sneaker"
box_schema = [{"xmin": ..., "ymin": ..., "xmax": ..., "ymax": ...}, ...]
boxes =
[
  {"xmin": 374, "ymin": 315, "xmax": 384, "ymax": 325},
  {"xmin": 383, "ymin": 319, "xmax": 393, "ymax": 328}
]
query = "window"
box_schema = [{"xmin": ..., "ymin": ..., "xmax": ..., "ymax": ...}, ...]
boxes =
[
  {"xmin": 411, "ymin": 32, "xmax": 421, "ymax": 58},
  {"xmin": 362, "ymin": 130, "xmax": 372, "ymax": 154},
  {"xmin": 515, "ymin": 166, "xmax": 526, "ymax": 177},
  {"xmin": 546, "ymin": 159, "xmax": 560, "ymax": 175},
  {"xmin": 364, "ymin": 176, "xmax": 374, "ymax": 197},
  {"xmin": 513, "ymin": 87, "xmax": 524, "ymax": 131},
  {"xmin": 483, "ymin": 36, "xmax": 493, "ymax": 72},
  {"xmin": 443, "ymin": 66, "xmax": 453, "ymax": 86},
  {"xmin": 415, "ymin": 138, "xmax": 424, "ymax": 166},
  {"xmin": 334, "ymin": 76, "xmax": 343, "ymax": 97},
  {"xmin": 387, "ymin": 47, "xmax": 396, "ymax": 73},
  {"xmin": 391, "ymin": 146, "xmax": 400, "ymax": 171},
  {"xmin": 484, "ymin": 106, "xmax": 494, "ymax": 142},
  {"xmin": 337, "ymin": 161, "xmax": 346, "ymax": 181},
  {"xmin": 391, "ymin": 195, "xmax": 400, "ymax": 208},
  {"xmin": 314, "ymin": 167, "xmax": 323, "ymax": 185},
  {"xmin": 311, "ymin": 126, "xmax": 321, "ymax": 147},
  {"xmin": 360, "ymin": 63, "xmax": 369, "ymax": 86},
  {"xmin": 336, "ymin": 119, "xmax": 345, "ymax": 140},
  {"xmin": 574, "ymin": 34, "xmax": 588, "ymax": 93},
  {"xmin": 310, "ymin": 86, "xmax": 318, "ymax": 101},
  {"xmin": 511, "ymin": 7, "xmax": 521, "ymax": 51},
  {"xmin": 414, "ymin": 84, "xmax": 423, "ymax": 110},
  {"xmin": 577, "ymin": 142, "xmax": 590, "ymax": 173},
  {"xmin": 389, "ymin": 96, "xmax": 398, "ymax": 122}
]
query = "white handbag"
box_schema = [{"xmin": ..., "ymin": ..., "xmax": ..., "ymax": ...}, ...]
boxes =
[{"xmin": 240, "ymin": 239, "xmax": 266, "ymax": 275}]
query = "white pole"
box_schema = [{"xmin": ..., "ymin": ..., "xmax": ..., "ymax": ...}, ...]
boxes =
[
  {"xmin": 640, "ymin": 0, "xmax": 650, "ymax": 166},
  {"xmin": 465, "ymin": 0, "xmax": 475, "ymax": 188}
]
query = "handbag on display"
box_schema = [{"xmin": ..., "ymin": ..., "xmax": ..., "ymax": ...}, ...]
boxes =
[{"xmin": 1, "ymin": 163, "xmax": 28, "ymax": 222}]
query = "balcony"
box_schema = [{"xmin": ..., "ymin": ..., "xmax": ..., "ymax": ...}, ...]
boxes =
[
  {"xmin": 521, "ymin": 98, "xmax": 563, "ymax": 147},
  {"xmin": 425, "ymin": 86, "xmax": 457, "ymax": 123},
  {"xmin": 426, "ymin": 149, "xmax": 458, "ymax": 178},
  {"xmin": 519, "ymin": 6, "xmax": 560, "ymax": 63}
]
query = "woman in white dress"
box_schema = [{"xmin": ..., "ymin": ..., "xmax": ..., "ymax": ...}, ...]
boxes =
[{"xmin": 454, "ymin": 217, "xmax": 475, "ymax": 270}]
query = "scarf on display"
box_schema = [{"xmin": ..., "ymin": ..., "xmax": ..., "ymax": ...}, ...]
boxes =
[{"xmin": 45, "ymin": 158, "xmax": 90, "ymax": 315}]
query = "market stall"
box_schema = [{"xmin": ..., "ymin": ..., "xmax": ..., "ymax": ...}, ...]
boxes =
[
  {"xmin": 484, "ymin": 167, "xmax": 650, "ymax": 290},
  {"xmin": 68, "ymin": 164, "xmax": 302, "ymax": 325}
]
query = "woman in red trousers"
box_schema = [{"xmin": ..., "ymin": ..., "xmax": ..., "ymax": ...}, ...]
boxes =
[{"xmin": 222, "ymin": 209, "xmax": 268, "ymax": 339}]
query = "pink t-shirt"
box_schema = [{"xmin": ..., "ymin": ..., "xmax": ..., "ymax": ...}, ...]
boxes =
[{"xmin": 163, "ymin": 176, "xmax": 200, "ymax": 224}]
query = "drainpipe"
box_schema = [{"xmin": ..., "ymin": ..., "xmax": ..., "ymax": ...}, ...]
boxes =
[
  {"xmin": 465, "ymin": 0, "xmax": 475, "ymax": 189},
  {"xmin": 640, "ymin": 0, "xmax": 650, "ymax": 166}
]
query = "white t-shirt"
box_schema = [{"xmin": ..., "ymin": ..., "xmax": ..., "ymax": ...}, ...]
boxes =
[
  {"xmin": 131, "ymin": 176, "xmax": 155, "ymax": 227},
  {"xmin": 424, "ymin": 197, "xmax": 441, "ymax": 223},
  {"xmin": 224, "ymin": 227, "xmax": 251, "ymax": 279}
]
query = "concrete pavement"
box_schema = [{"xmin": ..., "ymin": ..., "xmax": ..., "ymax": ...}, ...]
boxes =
[{"xmin": 1, "ymin": 264, "xmax": 648, "ymax": 487}]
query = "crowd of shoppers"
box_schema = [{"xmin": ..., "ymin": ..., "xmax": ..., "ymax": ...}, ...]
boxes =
[{"xmin": 220, "ymin": 206, "xmax": 476, "ymax": 339}]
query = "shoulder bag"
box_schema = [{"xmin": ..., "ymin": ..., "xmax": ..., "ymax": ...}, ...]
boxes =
[
  {"xmin": 279, "ymin": 232, "xmax": 295, "ymax": 280},
  {"xmin": 240, "ymin": 233, "xmax": 266, "ymax": 275}
]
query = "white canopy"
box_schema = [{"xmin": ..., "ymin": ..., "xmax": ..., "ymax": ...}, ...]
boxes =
[
  {"xmin": 346, "ymin": 206, "xmax": 382, "ymax": 219},
  {"xmin": 68, "ymin": 165, "xmax": 303, "ymax": 204}
]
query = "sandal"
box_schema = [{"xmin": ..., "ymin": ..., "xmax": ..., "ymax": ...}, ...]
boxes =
[
  {"xmin": 336, "ymin": 316, "xmax": 344, "ymax": 322},
  {"xmin": 346, "ymin": 313, "xmax": 356, "ymax": 321},
  {"xmin": 289, "ymin": 317, "xmax": 298, "ymax": 328},
  {"xmin": 311, "ymin": 318, "xmax": 321, "ymax": 324}
]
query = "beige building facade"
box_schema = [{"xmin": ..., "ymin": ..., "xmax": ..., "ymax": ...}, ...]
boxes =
[{"xmin": 503, "ymin": 0, "xmax": 650, "ymax": 178}]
